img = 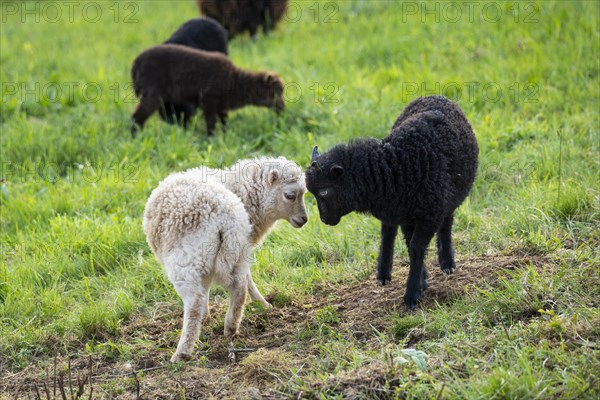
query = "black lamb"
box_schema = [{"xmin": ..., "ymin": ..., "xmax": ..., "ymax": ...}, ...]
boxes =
[
  {"xmin": 160, "ymin": 18, "xmax": 229, "ymax": 126},
  {"xmin": 306, "ymin": 95, "xmax": 479, "ymax": 309}
]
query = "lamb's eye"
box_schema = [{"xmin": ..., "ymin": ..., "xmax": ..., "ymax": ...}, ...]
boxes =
[
  {"xmin": 318, "ymin": 189, "xmax": 329, "ymax": 198},
  {"xmin": 284, "ymin": 193, "xmax": 296, "ymax": 201}
]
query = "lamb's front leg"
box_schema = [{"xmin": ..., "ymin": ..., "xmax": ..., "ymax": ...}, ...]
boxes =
[
  {"xmin": 376, "ymin": 224, "xmax": 398, "ymax": 285},
  {"xmin": 131, "ymin": 96, "xmax": 161, "ymax": 137},
  {"xmin": 170, "ymin": 281, "xmax": 209, "ymax": 362},
  {"xmin": 247, "ymin": 272, "xmax": 271, "ymax": 308}
]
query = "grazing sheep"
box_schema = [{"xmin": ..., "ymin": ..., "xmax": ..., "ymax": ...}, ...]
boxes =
[
  {"xmin": 165, "ymin": 17, "xmax": 228, "ymax": 53},
  {"xmin": 143, "ymin": 157, "xmax": 308, "ymax": 362},
  {"xmin": 266, "ymin": 0, "xmax": 288, "ymax": 32},
  {"xmin": 306, "ymin": 96, "xmax": 479, "ymax": 309},
  {"xmin": 130, "ymin": 44, "xmax": 285, "ymax": 137},
  {"xmin": 160, "ymin": 18, "xmax": 228, "ymax": 126},
  {"xmin": 197, "ymin": 0, "xmax": 288, "ymax": 39}
]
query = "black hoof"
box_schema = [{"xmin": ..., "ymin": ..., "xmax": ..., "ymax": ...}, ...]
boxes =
[
  {"xmin": 377, "ymin": 278, "xmax": 391, "ymax": 286},
  {"xmin": 440, "ymin": 259, "xmax": 456, "ymax": 275},
  {"xmin": 130, "ymin": 124, "xmax": 140, "ymax": 138},
  {"xmin": 404, "ymin": 289, "xmax": 424, "ymax": 309},
  {"xmin": 376, "ymin": 268, "xmax": 392, "ymax": 285}
]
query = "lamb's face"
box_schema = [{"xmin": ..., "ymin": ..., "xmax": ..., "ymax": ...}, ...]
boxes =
[
  {"xmin": 265, "ymin": 165, "xmax": 308, "ymax": 228},
  {"xmin": 305, "ymin": 148, "xmax": 349, "ymax": 226},
  {"xmin": 306, "ymin": 165, "xmax": 348, "ymax": 225},
  {"xmin": 276, "ymin": 180, "xmax": 309, "ymax": 228},
  {"xmin": 260, "ymin": 73, "xmax": 285, "ymax": 113},
  {"xmin": 306, "ymin": 145, "xmax": 353, "ymax": 225}
]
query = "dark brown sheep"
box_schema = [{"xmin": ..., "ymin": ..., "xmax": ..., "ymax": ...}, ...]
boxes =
[
  {"xmin": 130, "ymin": 44, "xmax": 285, "ymax": 137},
  {"xmin": 160, "ymin": 18, "xmax": 229, "ymax": 126},
  {"xmin": 197, "ymin": 0, "xmax": 288, "ymax": 39},
  {"xmin": 267, "ymin": 0, "xmax": 288, "ymax": 29}
]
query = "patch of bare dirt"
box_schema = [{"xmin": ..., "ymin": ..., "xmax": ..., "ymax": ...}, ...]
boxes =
[
  {"xmin": 0, "ymin": 255, "xmax": 555, "ymax": 399},
  {"xmin": 326, "ymin": 255, "xmax": 554, "ymax": 334}
]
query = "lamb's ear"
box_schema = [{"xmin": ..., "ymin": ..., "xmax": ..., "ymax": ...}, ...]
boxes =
[
  {"xmin": 310, "ymin": 146, "xmax": 319, "ymax": 168},
  {"xmin": 264, "ymin": 73, "xmax": 276, "ymax": 84},
  {"xmin": 269, "ymin": 169, "xmax": 280, "ymax": 185},
  {"xmin": 330, "ymin": 165, "xmax": 344, "ymax": 177},
  {"xmin": 311, "ymin": 146, "xmax": 319, "ymax": 162}
]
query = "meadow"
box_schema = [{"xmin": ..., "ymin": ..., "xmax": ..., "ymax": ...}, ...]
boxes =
[{"xmin": 1, "ymin": 0, "xmax": 599, "ymax": 398}]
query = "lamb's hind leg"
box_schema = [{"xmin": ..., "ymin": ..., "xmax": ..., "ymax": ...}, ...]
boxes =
[
  {"xmin": 131, "ymin": 96, "xmax": 161, "ymax": 138},
  {"xmin": 170, "ymin": 281, "xmax": 210, "ymax": 362},
  {"xmin": 436, "ymin": 214, "xmax": 456, "ymax": 275},
  {"xmin": 203, "ymin": 108, "xmax": 218, "ymax": 135},
  {"xmin": 247, "ymin": 271, "xmax": 271, "ymax": 308},
  {"xmin": 181, "ymin": 103, "xmax": 197, "ymax": 130},
  {"xmin": 218, "ymin": 111, "xmax": 228, "ymax": 128},
  {"xmin": 404, "ymin": 224, "xmax": 436, "ymax": 309},
  {"xmin": 376, "ymin": 224, "xmax": 398, "ymax": 285},
  {"xmin": 401, "ymin": 224, "xmax": 427, "ymax": 290},
  {"xmin": 225, "ymin": 273, "xmax": 248, "ymax": 361}
]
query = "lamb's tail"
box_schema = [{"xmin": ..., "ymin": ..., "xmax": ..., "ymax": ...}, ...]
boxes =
[
  {"xmin": 131, "ymin": 59, "xmax": 142, "ymax": 98},
  {"xmin": 215, "ymin": 228, "xmax": 244, "ymax": 268},
  {"xmin": 213, "ymin": 224, "xmax": 252, "ymax": 286}
]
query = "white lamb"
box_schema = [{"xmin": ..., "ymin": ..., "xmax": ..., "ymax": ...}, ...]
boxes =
[{"xmin": 143, "ymin": 157, "xmax": 308, "ymax": 362}]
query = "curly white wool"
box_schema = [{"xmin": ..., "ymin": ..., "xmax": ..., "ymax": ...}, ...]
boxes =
[{"xmin": 143, "ymin": 157, "xmax": 307, "ymax": 362}]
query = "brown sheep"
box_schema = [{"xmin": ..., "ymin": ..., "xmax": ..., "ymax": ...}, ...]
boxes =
[
  {"xmin": 267, "ymin": 0, "xmax": 288, "ymax": 29},
  {"xmin": 160, "ymin": 18, "xmax": 229, "ymax": 126},
  {"xmin": 197, "ymin": 0, "xmax": 288, "ymax": 39},
  {"xmin": 130, "ymin": 44, "xmax": 285, "ymax": 137}
]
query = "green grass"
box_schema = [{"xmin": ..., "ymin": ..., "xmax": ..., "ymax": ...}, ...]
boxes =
[{"xmin": 1, "ymin": 0, "xmax": 599, "ymax": 398}]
